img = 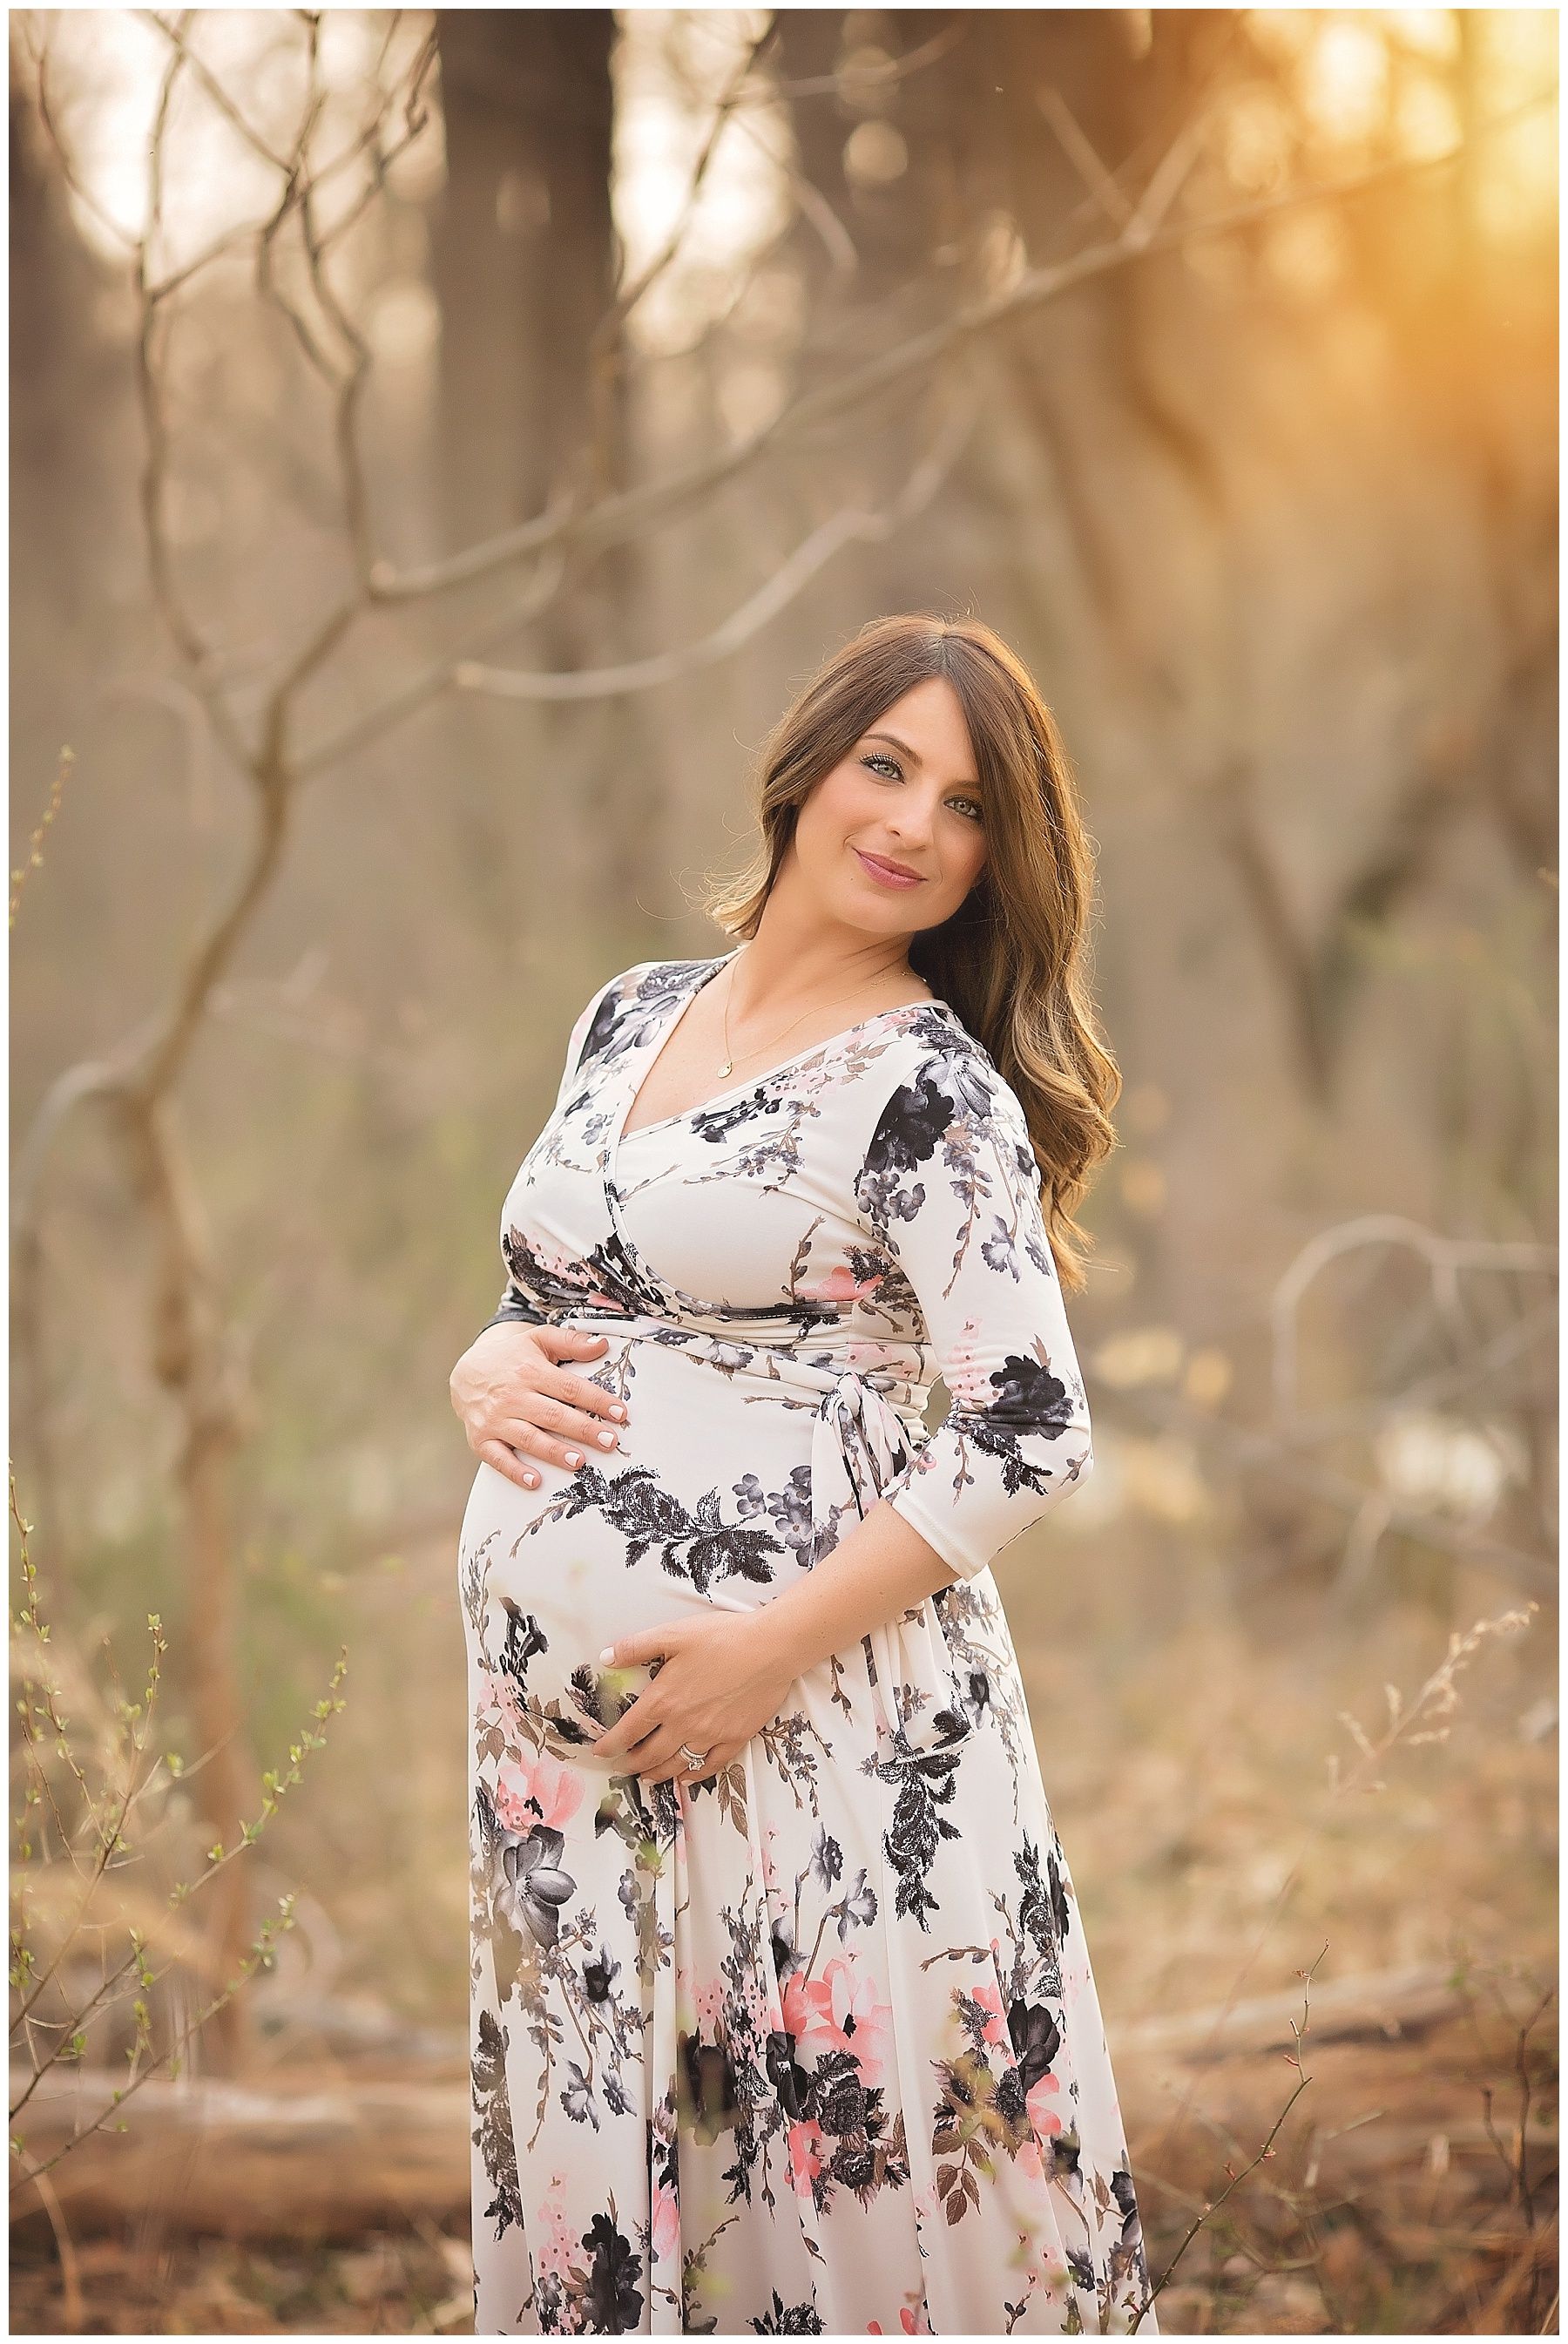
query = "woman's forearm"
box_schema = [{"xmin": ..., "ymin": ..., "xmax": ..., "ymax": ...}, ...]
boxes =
[{"xmin": 748, "ymin": 1499, "xmax": 960, "ymax": 1681}]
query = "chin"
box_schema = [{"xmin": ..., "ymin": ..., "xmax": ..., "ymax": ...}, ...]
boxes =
[{"xmin": 843, "ymin": 893, "xmax": 917, "ymax": 938}]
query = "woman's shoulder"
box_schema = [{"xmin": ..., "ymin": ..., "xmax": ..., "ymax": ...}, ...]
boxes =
[
  {"xmin": 588, "ymin": 953, "xmax": 717, "ymax": 1027},
  {"xmin": 866, "ymin": 995, "xmax": 1037, "ymax": 1167},
  {"xmin": 613, "ymin": 954, "xmax": 723, "ymax": 1008},
  {"xmin": 571, "ymin": 953, "xmax": 718, "ymax": 1064},
  {"xmin": 878, "ymin": 995, "xmax": 1012, "ymax": 1104}
]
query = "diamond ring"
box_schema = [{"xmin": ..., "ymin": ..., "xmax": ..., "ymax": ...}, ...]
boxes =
[{"xmin": 679, "ymin": 1744, "xmax": 708, "ymax": 1776}]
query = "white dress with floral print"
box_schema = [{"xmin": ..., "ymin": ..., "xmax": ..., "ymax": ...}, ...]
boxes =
[{"xmin": 458, "ymin": 952, "xmax": 1155, "ymax": 2337}]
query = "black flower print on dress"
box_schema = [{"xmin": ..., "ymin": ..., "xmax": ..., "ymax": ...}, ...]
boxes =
[
  {"xmin": 500, "ymin": 1823, "xmax": 578, "ymax": 1953},
  {"xmin": 471, "ymin": 2004, "xmax": 524, "ymax": 2244},
  {"xmin": 748, "ymin": 2287, "xmax": 826, "ymax": 2333},
  {"xmin": 456, "ymin": 955, "xmax": 1156, "ymax": 2335},
  {"xmin": 855, "ymin": 1033, "xmax": 1095, "ymax": 1581},
  {"xmin": 510, "ymin": 1456, "xmax": 786, "ymax": 1594},
  {"xmin": 580, "ymin": 2208, "xmax": 644, "ymax": 2330}
]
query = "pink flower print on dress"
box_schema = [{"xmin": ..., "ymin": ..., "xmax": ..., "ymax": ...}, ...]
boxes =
[
  {"xmin": 780, "ymin": 1967, "xmax": 811, "ymax": 2041},
  {"xmin": 787, "ymin": 2117, "xmax": 826, "ymax": 2194},
  {"xmin": 798, "ymin": 1263, "xmax": 886, "ymax": 1304},
  {"xmin": 494, "ymin": 1744, "xmax": 585, "ymax": 1835},
  {"xmin": 477, "ymin": 1663, "xmax": 528, "ymax": 1740},
  {"xmin": 782, "ymin": 1954, "xmax": 892, "ymax": 2083},
  {"xmin": 943, "ymin": 1318, "xmax": 991, "ymax": 1409},
  {"xmin": 530, "ymin": 1235, "xmax": 585, "ymax": 1282},
  {"xmin": 1025, "ymin": 2068, "xmax": 1064, "ymax": 2140},
  {"xmin": 913, "ymin": 2177, "xmax": 943, "ymax": 2227},
  {"xmin": 969, "ymin": 1972, "xmax": 1010, "ymax": 2049},
  {"xmin": 649, "ymin": 2178, "xmax": 680, "ymax": 2262},
  {"xmin": 693, "ymin": 1977, "xmax": 727, "ymax": 2033},
  {"xmin": 535, "ymin": 2173, "xmax": 576, "ymax": 2281}
]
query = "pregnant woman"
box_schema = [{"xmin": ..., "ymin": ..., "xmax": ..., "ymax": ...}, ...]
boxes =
[{"xmin": 449, "ymin": 615, "xmax": 1156, "ymax": 2336}]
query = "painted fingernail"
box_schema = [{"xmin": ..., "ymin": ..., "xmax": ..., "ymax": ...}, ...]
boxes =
[
  {"xmin": 564, "ymin": 1450, "xmax": 582, "ymax": 1467},
  {"xmin": 524, "ymin": 1473, "xmax": 539, "ymax": 1487},
  {"xmin": 598, "ymin": 1647, "xmax": 616, "ymax": 1663},
  {"xmin": 597, "ymin": 1429, "xmax": 615, "ymax": 1447},
  {"xmin": 609, "ymin": 1405, "xmax": 626, "ymax": 1421}
]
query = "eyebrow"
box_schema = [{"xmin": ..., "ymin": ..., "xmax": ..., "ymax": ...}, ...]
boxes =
[{"xmin": 864, "ymin": 730, "xmax": 982, "ymax": 790}]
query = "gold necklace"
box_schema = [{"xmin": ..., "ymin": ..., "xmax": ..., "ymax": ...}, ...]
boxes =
[{"xmin": 715, "ymin": 950, "xmax": 931, "ymax": 1079}]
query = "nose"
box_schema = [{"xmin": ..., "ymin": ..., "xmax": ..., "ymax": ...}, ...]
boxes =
[
  {"xmin": 884, "ymin": 816, "xmax": 934, "ymax": 857},
  {"xmin": 884, "ymin": 784, "xmax": 939, "ymax": 847}
]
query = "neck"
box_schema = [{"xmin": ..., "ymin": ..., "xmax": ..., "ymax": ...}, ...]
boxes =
[{"xmin": 727, "ymin": 887, "xmax": 919, "ymax": 1022}]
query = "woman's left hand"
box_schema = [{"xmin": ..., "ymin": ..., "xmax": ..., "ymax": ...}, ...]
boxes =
[{"xmin": 592, "ymin": 1610, "xmax": 801, "ymax": 1785}]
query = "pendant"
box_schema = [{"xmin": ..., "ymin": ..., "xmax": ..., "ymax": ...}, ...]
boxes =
[{"xmin": 717, "ymin": 1060, "xmax": 733, "ymax": 1077}]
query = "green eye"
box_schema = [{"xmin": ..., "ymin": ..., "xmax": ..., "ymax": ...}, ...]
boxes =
[{"xmin": 862, "ymin": 749, "xmax": 981, "ymax": 821}]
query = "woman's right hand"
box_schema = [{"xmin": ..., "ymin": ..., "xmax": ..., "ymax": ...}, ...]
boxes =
[{"xmin": 449, "ymin": 1323, "xmax": 627, "ymax": 1491}]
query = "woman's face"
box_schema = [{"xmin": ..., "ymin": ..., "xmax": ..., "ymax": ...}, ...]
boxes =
[{"xmin": 790, "ymin": 676, "xmax": 989, "ymax": 941}]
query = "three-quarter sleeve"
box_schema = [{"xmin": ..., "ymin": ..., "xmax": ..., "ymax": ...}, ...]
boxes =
[
  {"xmin": 476, "ymin": 970, "xmax": 623, "ymax": 1339},
  {"xmin": 854, "ymin": 1036, "xmax": 1095, "ymax": 1582}
]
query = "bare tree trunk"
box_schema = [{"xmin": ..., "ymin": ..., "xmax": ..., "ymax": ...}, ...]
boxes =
[
  {"xmin": 433, "ymin": 10, "xmax": 619, "ymax": 539},
  {"xmin": 431, "ymin": 15, "xmax": 653, "ymax": 920},
  {"xmin": 9, "ymin": 53, "xmax": 119, "ymax": 1611},
  {"xmin": 117, "ymin": 1088, "xmax": 258, "ymax": 2071}
]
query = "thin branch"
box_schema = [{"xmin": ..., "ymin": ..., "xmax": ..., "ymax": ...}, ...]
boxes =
[
  {"xmin": 23, "ymin": 17, "xmax": 141, "ymax": 256},
  {"xmin": 724, "ymin": 15, "xmax": 970, "ymax": 106},
  {"xmin": 135, "ymin": 11, "xmax": 293, "ymax": 175},
  {"xmin": 147, "ymin": 30, "xmax": 433, "ymax": 304},
  {"xmin": 10, "ymin": 750, "xmax": 75, "ymax": 927},
  {"xmin": 1260, "ymin": 1298, "xmax": 1556, "ymax": 1466},
  {"xmin": 294, "ymin": 547, "xmax": 570, "ymax": 782},
  {"xmin": 454, "ymin": 394, "xmax": 977, "ymax": 705},
  {"xmin": 1132, "ymin": 1946, "xmax": 1328, "ymax": 2329},
  {"xmin": 1037, "ymin": 84, "xmax": 1145, "ymax": 230},
  {"xmin": 1271, "ymin": 1216, "xmax": 1558, "ymax": 1421},
  {"xmin": 1128, "ymin": 1381, "xmax": 1556, "ymax": 1599},
  {"xmin": 585, "ymin": 17, "xmax": 781, "ymax": 481},
  {"xmin": 363, "ymin": 82, "xmax": 1559, "ymax": 609},
  {"xmin": 1147, "ymin": 1601, "xmax": 1539, "ymax": 2176}
]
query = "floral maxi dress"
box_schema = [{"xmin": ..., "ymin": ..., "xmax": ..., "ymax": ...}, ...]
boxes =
[{"xmin": 458, "ymin": 952, "xmax": 1156, "ymax": 2337}]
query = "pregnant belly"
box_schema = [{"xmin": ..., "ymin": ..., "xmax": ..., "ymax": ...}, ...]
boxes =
[
  {"xmin": 456, "ymin": 1327, "xmax": 970, "ymax": 1792},
  {"xmin": 457, "ymin": 1341, "xmax": 821, "ymax": 1749}
]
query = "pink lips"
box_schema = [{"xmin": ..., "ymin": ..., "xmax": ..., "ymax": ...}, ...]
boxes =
[{"xmin": 854, "ymin": 848, "xmax": 924, "ymax": 890}]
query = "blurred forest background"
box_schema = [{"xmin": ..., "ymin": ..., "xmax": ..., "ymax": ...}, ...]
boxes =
[{"xmin": 9, "ymin": 7, "xmax": 1558, "ymax": 2335}]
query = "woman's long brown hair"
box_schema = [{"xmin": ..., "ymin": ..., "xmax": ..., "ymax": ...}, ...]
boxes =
[{"xmin": 697, "ymin": 613, "xmax": 1120, "ymax": 1292}]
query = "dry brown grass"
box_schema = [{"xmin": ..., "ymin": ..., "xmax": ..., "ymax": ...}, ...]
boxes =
[{"xmin": 11, "ymin": 1533, "xmax": 1555, "ymax": 2333}]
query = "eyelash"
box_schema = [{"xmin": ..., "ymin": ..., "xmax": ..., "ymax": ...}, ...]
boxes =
[{"xmin": 861, "ymin": 751, "xmax": 983, "ymax": 823}]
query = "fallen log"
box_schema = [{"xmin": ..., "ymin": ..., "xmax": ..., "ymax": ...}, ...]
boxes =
[
  {"xmin": 1115, "ymin": 1961, "xmax": 1470, "ymax": 2065},
  {"xmin": 11, "ymin": 2069, "xmax": 470, "ymax": 2245},
  {"xmin": 9, "ymin": 1966, "xmax": 1541, "ymax": 2246}
]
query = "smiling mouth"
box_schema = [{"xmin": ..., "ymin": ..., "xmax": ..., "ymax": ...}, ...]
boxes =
[{"xmin": 854, "ymin": 848, "xmax": 924, "ymax": 889}]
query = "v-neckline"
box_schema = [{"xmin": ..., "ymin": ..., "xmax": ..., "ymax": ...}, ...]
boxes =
[{"xmin": 612, "ymin": 952, "xmax": 949, "ymax": 1155}]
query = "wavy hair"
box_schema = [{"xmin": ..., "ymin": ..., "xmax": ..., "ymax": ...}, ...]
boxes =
[{"xmin": 697, "ymin": 614, "xmax": 1120, "ymax": 1292}]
